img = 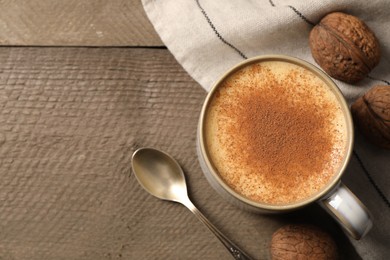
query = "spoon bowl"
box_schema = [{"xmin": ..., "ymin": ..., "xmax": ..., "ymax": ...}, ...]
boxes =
[
  {"xmin": 131, "ymin": 147, "xmax": 253, "ymax": 260},
  {"xmin": 132, "ymin": 148, "xmax": 187, "ymax": 202}
]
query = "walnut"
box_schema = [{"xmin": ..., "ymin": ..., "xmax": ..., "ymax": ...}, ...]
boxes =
[
  {"xmin": 270, "ymin": 224, "xmax": 338, "ymax": 260},
  {"xmin": 309, "ymin": 12, "xmax": 380, "ymax": 83},
  {"xmin": 351, "ymin": 85, "xmax": 390, "ymax": 148}
]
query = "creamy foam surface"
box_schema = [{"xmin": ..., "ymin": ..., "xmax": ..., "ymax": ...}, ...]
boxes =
[{"xmin": 205, "ymin": 61, "xmax": 348, "ymax": 205}]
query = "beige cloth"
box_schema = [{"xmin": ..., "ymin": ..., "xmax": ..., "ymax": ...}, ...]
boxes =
[{"xmin": 142, "ymin": 0, "xmax": 390, "ymax": 259}]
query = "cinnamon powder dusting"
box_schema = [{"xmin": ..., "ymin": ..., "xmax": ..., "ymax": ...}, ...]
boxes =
[{"xmin": 205, "ymin": 61, "xmax": 347, "ymax": 205}]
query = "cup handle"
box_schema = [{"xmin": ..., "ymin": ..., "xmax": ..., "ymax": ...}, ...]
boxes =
[{"xmin": 319, "ymin": 182, "xmax": 372, "ymax": 240}]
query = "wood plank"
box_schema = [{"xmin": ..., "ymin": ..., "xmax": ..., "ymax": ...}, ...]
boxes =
[
  {"xmin": 0, "ymin": 0, "xmax": 163, "ymax": 46},
  {"xmin": 0, "ymin": 47, "xmax": 360, "ymax": 259}
]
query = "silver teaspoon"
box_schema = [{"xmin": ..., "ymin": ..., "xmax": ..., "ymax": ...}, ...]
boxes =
[{"xmin": 131, "ymin": 147, "xmax": 253, "ymax": 260}]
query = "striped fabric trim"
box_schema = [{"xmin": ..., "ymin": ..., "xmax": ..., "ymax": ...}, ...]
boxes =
[{"xmin": 195, "ymin": 0, "xmax": 247, "ymax": 59}]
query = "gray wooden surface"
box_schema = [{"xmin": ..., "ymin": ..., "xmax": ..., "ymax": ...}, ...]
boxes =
[
  {"xmin": 0, "ymin": 1, "xmax": 361, "ymax": 260},
  {"xmin": 0, "ymin": 0, "xmax": 162, "ymax": 46}
]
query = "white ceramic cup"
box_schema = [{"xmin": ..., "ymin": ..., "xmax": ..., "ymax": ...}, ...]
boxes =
[{"xmin": 197, "ymin": 55, "xmax": 372, "ymax": 240}]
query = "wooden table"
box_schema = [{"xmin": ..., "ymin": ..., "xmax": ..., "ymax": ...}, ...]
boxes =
[{"xmin": 0, "ymin": 1, "xmax": 362, "ymax": 259}]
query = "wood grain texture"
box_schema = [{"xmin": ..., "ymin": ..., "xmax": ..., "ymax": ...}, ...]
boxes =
[
  {"xmin": 0, "ymin": 0, "xmax": 162, "ymax": 46},
  {"xmin": 0, "ymin": 47, "xmax": 360, "ymax": 259}
]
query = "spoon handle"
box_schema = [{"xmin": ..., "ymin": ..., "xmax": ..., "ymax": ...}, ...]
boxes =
[{"xmin": 181, "ymin": 198, "xmax": 254, "ymax": 260}]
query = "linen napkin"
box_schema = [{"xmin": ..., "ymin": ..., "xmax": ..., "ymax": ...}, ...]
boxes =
[{"xmin": 142, "ymin": 0, "xmax": 390, "ymax": 258}]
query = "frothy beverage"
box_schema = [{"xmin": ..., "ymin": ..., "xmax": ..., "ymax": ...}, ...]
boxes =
[{"xmin": 204, "ymin": 60, "xmax": 348, "ymax": 205}]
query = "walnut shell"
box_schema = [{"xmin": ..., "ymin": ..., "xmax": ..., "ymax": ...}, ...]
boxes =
[
  {"xmin": 270, "ymin": 224, "xmax": 338, "ymax": 260},
  {"xmin": 309, "ymin": 12, "xmax": 380, "ymax": 83},
  {"xmin": 351, "ymin": 85, "xmax": 390, "ymax": 148}
]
